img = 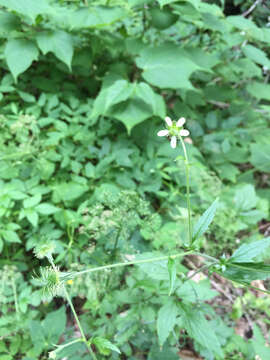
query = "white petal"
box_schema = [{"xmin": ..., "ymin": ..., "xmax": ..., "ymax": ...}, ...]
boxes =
[
  {"xmin": 170, "ymin": 136, "xmax": 177, "ymax": 148},
  {"xmin": 176, "ymin": 117, "xmax": 186, "ymax": 127},
  {"xmin": 165, "ymin": 116, "xmax": 172, "ymax": 127},
  {"xmin": 179, "ymin": 129, "xmax": 189, "ymax": 136},
  {"xmin": 157, "ymin": 129, "xmax": 169, "ymax": 137}
]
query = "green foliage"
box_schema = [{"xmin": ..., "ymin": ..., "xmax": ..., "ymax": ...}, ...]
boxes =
[{"xmin": 0, "ymin": 0, "xmax": 270, "ymax": 358}]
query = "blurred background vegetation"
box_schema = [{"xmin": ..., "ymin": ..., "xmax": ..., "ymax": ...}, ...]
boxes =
[{"xmin": 0, "ymin": 0, "xmax": 270, "ymax": 359}]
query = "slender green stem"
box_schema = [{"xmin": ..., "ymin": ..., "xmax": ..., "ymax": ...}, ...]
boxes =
[
  {"xmin": 54, "ymin": 337, "xmax": 84, "ymax": 354},
  {"xmin": 74, "ymin": 251, "xmax": 193, "ymax": 277},
  {"xmin": 48, "ymin": 256, "xmax": 97, "ymax": 360},
  {"xmin": 63, "ymin": 286, "xmax": 97, "ymax": 360},
  {"xmin": 179, "ymin": 136, "xmax": 192, "ymax": 245},
  {"xmin": 194, "ymin": 252, "xmax": 218, "ymax": 263}
]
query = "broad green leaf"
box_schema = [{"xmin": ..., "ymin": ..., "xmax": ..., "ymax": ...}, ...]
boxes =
[
  {"xmin": 66, "ymin": 6, "xmax": 127, "ymax": 29},
  {"xmin": 5, "ymin": 39, "xmax": 39, "ymax": 81},
  {"xmin": 176, "ymin": 279, "xmax": 218, "ymax": 303},
  {"xmin": 0, "ymin": 13, "xmax": 20, "ymax": 33},
  {"xmin": 137, "ymin": 253, "xmax": 170, "ymax": 280},
  {"xmin": 246, "ymin": 82, "xmax": 270, "ymax": 101},
  {"xmin": 192, "ymin": 199, "xmax": 219, "ymax": 242},
  {"xmin": 25, "ymin": 209, "xmax": 39, "ymax": 227},
  {"xmin": 52, "ymin": 182, "xmax": 88, "ymax": 202},
  {"xmin": 111, "ymin": 98, "xmax": 153, "ymax": 135},
  {"xmin": 1, "ymin": 230, "xmax": 21, "ymax": 244},
  {"xmin": 148, "ymin": 344, "xmax": 179, "ymax": 360},
  {"xmin": 36, "ymin": 203, "xmax": 60, "ymax": 215},
  {"xmin": 92, "ymin": 80, "xmax": 133, "ymax": 117},
  {"xmin": 157, "ymin": 300, "xmax": 178, "ymax": 346},
  {"xmin": 36, "ymin": 30, "xmax": 74, "ymax": 70},
  {"xmin": 167, "ymin": 257, "xmax": 176, "ymax": 296},
  {"xmin": 0, "ymin": 0, "xmax": 50, "ymax": 22},
  {"xmin": 136, "ymin": 44, "xmax": 200, "ymax": 89},
  {"xmin": 23, "ymin": 194, "xmax": 42, "ymax": 208},
  {"xmin": 230, "ymin": 238, "xmax": 270, "ymax": 263},
  {"xmin": 135, "ymin": 82, "xmax": 157, "ymax": 113},
  {"xmin": 92, "ymin": 337, "xmax": 121, "ymax": 354},
  {"xmin": 181, "ymin": 305, "xmax": 223, "ymax": 357},
  {"xmin": 250, "ymin": 144, "xmax": 270, "ymax": 172},
  {"xmin": 29, "ymin": 320, "xmax": 45, "ymax": 348}
]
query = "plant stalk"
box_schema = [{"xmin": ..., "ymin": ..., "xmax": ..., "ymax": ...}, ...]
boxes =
[{"xmin": 179, "ymin": 136, "xmax": 192, "ymax": 245}]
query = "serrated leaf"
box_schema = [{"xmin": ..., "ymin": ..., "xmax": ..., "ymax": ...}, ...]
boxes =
[
  {"xmin": 180, "ymin": 305, "xmax": 223, "ymax": 357},
  {"xmin": 192, "ymin": 199, "xmax": 219, "ymax": 242},
  {"xmin": 167, "ymin": 257, "xmax": 176, "ymax": 296},
  {"xmin": 157, "ymin": 300, "xmax": 178, "ymax": 346},
  {"xmin": 5, "ymin": 39, "xmax": 39, "ymax": 81},
  {"xmin": 36, "ymin": 30, "xmax": 74, "ymax": 70},
  {"xmin": 230, "ymin": 238, "xmax": 270, "ymax": 263},
  {"xmin": 222, "ymin": 262, "xmax": 270, "ymax": 283}
]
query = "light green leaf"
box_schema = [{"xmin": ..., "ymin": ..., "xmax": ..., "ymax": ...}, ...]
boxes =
[
  {"xmin": 157, "ymin": 300, "xmax": 178, "ymax": 346},
  {"xmin": 36, "ymin": 30, "xmax": 74, "ymax": 70},
  {"xmin": 111, "ymin": 98, "xmax": 153, "ymax": 135},
  {"xmin": 234, "ymin": 184, "xmax": 257, "ymax": 211},
  {"xmin": 5, "ymin": 39, "xmax": 39, "ymax": 81},
  {"xmin": 52, "ymin": 182, "xmax": 88, "ymax": 202},
  {"xmin": 250, "ymin": 144, "xmax": 270, "ymax": 172},
  {"xmin": 25, "ymin": 209, "xmax": 39, "ymax": 227},
  {"xmin": 36, "ymin": 203, "xmax": 60, "ymax": 215},
  {"xmin": 43, "ymin": 306, "xmax": 66, "ymax": 342},
  {"xmin": 0, "ymin": 0, "xmax": 50, "ymax": 22},
  {"xmin": 66, "ymin": 6, "xmax": 127, "ymax": 29},
  {"xmin": 246, "ymin": 82, "xmax": 270, "ymax": 101},
  {"xmin": 92, "ymin": 337, "xmax": 121, "ymax": 354},
  {"xmin": 167, "ymin": 257, "xmax": 176, "ymax": 296},
  {"xmin": 136, "ymin": 44, "xmax": 200, "ymax": 89},
  {"xmin": 192, "ymin": 199, "xmax": 219, "ymax": 242},
  {"xmin": 135, "ymin": 82, "xmax": 157, "ymax": 113},
  {"xmin": 242, "ymin": 44, "xmax": 270, "ymax": 67},
  {"xmin": 1, "ymin": 230, "xmax": 21, "ymax": 244},
  {"xmin": 137, "ymin": 253, "xmax": 170, "ymax": 280},
  {"xmin": 23, "ymin": 194, "xmax": 42, "ymax": 208},
  {"xmin": 230, "ymin": 238, "xmax": 270, "ymax": 263},
  {"xmin": 92, "ymin": 80, "xmax": 133, "ymax": 117}
]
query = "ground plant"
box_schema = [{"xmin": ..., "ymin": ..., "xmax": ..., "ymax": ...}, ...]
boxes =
[{"xmin": 0, "ymin": 0, "xmax": 270, "ymax": 359}]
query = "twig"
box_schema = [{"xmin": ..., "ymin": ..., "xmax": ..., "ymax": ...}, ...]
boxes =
[{"xmin": 242, "ymin": 0, "xmax": 262, "ymax": 17}]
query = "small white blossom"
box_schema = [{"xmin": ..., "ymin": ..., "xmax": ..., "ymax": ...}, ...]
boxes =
[{"xmin": 157, "ymin": 116, "xmax": 190, "ymax": 149}]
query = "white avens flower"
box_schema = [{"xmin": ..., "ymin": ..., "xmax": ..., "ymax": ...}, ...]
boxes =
[{"xmin": 157, "ymin": 116, "xmax": 190, "ymax": 149}]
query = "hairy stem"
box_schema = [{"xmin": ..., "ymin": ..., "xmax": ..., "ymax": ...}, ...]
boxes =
[
  {"xmin": 179, "ymin": 136, "xmax": 192, "ymax": 245},
  {"xmin": 48, "ymin": 256, "xmax": 97, "ymax": 360},
  {"xmin": 74, "ymin": 251, "xmax": 193, "ymax": 277}
]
